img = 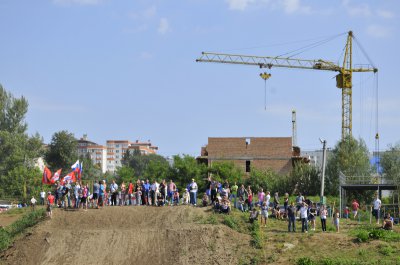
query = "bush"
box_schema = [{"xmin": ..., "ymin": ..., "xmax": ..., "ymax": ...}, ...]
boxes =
[
  {"xmin": 7, "ymin": 209, "xmax": 46, "ymax": 237},
  {"xmin": 356, "ymin": 230, "xmax": 370, "ymax": 242},
  {"xmin": 223, "ymin": 215, "xmax": 238, "ymax": 231},
  {"xmin": 352, "ymin": 226, "xmax": 400, "ymax": 243},
  {"xmin": 0, "ymin": 228, "xmax": 11, "ymax": 251},
  {"xmin": 250, "ymin": 222, "xmax": 263, "ymax": 249},
  {"xmin": 296, "ymin": 257, "xmax": 315, "ymax": 265},
  {"xmin": 0, "ymin": 208, "xmax": 46, "ymax": 251}
]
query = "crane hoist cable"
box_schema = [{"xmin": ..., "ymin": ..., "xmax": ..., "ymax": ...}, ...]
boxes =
[{"xmin": 260, "ymin": 72, "xmax": 271, "ymax": 110}]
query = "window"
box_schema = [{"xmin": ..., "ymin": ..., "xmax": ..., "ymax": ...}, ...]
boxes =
[{"xmin": 246, "ymin": 160, "xmax": 251, "ymax": 173}]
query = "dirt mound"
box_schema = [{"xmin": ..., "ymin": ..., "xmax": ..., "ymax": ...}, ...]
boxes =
[{"xmin": 1, "ymin": 206, "xmax": 250, "ymax": 265}]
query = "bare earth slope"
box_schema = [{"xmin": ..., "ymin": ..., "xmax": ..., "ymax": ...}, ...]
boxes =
[{"xmin": 1, "ymin": 206, "xmax": 250, "ymax": 265}]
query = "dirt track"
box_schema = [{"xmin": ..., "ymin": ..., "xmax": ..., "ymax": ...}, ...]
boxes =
[{"xmin": 1, "ymin": 206, "xmax": 250, "ymax": 265}]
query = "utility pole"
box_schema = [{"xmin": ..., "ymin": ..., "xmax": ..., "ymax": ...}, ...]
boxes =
[
  {"xmin": 320, "ymin": 138, "xmax": 327, "ymax": 204},
  {"xmin": 292, "ymin": 110, "xmax": 297, "ymax": 147}
]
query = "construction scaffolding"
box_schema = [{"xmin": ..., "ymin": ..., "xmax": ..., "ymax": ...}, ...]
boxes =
[{"xmin": 339, "ymin": 172, "xmax": 399, "ymax": 223}]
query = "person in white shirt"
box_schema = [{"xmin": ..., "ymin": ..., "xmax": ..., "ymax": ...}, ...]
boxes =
[
  {"xmin": 30, "ymin": 196, "xmax": 37, "ymax": 210},
  {"xmin": 373, "ymin": 194, "xmax": 382, "ymax": 224},
  {"xmin": 40, "ymin": 190, "xmax": 46, "ymax": 205},
  {"xmin": 189, "ymin": 179, "xmax": 198, "ymax": 206},
  {"xmin": 300, "ymin": 202, "xmax": 308, "ymax": 233}
]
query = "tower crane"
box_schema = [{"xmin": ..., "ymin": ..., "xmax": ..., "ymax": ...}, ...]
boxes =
[{"xmin": 196, "ymin": 31, "xmax": 378, "ymax": 140}]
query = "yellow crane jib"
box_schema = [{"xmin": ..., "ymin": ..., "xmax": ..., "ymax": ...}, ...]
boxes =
[{"xmin": 196, "ymin": 31, "xmax": 378, "ymax": 140}]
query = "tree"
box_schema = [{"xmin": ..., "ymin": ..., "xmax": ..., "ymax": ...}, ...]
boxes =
[
  {"xmin": 208, "ymin": 161, "xmax": 242, "ymax": 184},
  {"xmin": 79, "ymin": 153, "xmax": 102, "ymax": 181},
  {"xmin": 122, "ymin": 150, "xmax": 169, "ymax": 179},
  {"xmin": 381, "ymin": 143, "xmax": 400, "ymax": 185},
  {"xmin": 116, "ymin": 166, "xmax": 135, "ymax": 184},
  {"xmin": 45, "ymin": 130, "xmax": 78, "ymax": 173},
  {"xmin": 325, "ymin": 137, "xmax": 372, "ymax": 196},
  {"xmin": 0, "ymin": 85, "xmax": 44, "ymax": 199},
  {"xmin": 169, "ymin": 155, "xmax": 207, "ymax": 191},
  {"xmin": 0, "ymin": 84, "xmax": 28, "ymax": 134},
  {"xmin": 288, "ymin": 162, "xmax": 321, "ymax": 196}
]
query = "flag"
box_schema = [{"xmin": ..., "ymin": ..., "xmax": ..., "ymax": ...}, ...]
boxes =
[
  {"xmin": 50, "ymin": 169, "xmax": 62, "ymax": 184},
  {"xmin": 61, "ymin": 171, "xmax": 76, "ymax": 184},
  {"xmin": 71, "ymin": 160, "xmax": 80, "ymax": 170},
  {"xmin": 78, "ymin": 161, "xmax": 83, "ymax": 180},
  {"xmin": 42, "ymin": 166, "xmax": 52, "ymax": 185}
]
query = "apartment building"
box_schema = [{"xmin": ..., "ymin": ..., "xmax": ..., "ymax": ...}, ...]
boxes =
[
  {"xmin": 106, "ymin": 140, "xmax": 158, "ymax": 172},
  {"xmin": 77, "ymin": 135, "xmax": 107, "ymax": 173}
]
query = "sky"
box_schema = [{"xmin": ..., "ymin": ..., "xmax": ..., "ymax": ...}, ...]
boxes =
[{"xmin": 0, "ymin": 0, "xmax": 399, "ymax": 157}]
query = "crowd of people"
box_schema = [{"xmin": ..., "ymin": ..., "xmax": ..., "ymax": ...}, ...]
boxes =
[{"xmin": 34, "ymin": 176, "xmax": 394, "ymax": 232}]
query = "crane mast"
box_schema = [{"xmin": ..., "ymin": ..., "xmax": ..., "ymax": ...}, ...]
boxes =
[{"xmin": 196, "ymin": 31, "xmax": 377, "ymax": 140}]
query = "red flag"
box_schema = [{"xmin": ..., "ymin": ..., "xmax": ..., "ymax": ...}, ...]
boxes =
[
  {"xmin": 42, "ymin": 166, "xmax": 52, "ymax": 185},
  {"xmin": 50, "ymin": 169, "xmax": 62, "ymax": 184},
  {"xmin": 61, "ymin": 171, "xmax": 76, "ymax": 184}
]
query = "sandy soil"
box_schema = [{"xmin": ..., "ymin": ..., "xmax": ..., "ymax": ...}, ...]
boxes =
[{"xmin": 0, "ymin": 206, "xmax": 250, "ymax": 265}]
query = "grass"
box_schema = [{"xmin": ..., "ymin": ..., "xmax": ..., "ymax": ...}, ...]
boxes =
[{"xmin": 0, "ymin": 208, "xmax": 46, "ymax": 251}]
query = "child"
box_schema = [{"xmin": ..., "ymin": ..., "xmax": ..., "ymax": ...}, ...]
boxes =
[
  {"xmin": 173, "ymin": 190, "xmax": 180, "ymax": 206},
  {"xmin": 202, "ymin": 193, "xmax": 208, "ymax": 207},
  {"xmin": 238, "ymin": 196, "xmax": 245, "ymax": 212},
  {"xmin": 182, "ymin": 189, "xmax": 190, "ymax": 205},
  {"xmin": 260, "ymin": 201, "xmax": 269, "ymax": 227},
  {"xmin": 343, "ymin": 206, "xmax": 350, "ymax": 219},
  {"xmin": 249, "ymin": 208, "xmax": 259, "ymax": 223},
  {"xmin": 333, "ymin": 209, "xmax": 340, "ymax": 232}
]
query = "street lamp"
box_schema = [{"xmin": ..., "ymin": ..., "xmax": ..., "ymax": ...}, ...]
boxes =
[{"xmin": 319, "ymin": 138, "xmax": 327, "ymax": 205}]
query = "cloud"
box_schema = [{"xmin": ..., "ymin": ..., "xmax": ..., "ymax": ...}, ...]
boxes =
[
  {"xmin": 158, "ymin": 18, "xmax": 170, "ymax": 35},
  {"xmin": 225, "ymin": 0, "xmax": 312, "ymax": 14},
  {"xmin": 342, "ymin": 0, "xmax": 371, "ymax": 17},
  {"xmin": 377, "ymin": 9, "xmax": 395, "ymax": 19},
  {"xmin": 53, "ymin": 0, "xmax": 102, "ymax": 5},
  {"xmin": 225, "ymin": 0, "xmax": 255, "ymax": 11},
  {"xmin": 366, "ymin": 25, "xmax": 391, "ymax": 38},
  {"xmin": 281, "ymin": 0, "xmax": 311, "ymax": 14}
]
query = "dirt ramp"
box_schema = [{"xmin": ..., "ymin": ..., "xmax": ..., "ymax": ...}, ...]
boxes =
[{"xmin": 1, "ymin": 206, "xmax": 250, "ymax": 265}]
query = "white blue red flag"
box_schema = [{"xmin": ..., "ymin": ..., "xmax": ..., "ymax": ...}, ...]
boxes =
[{"xmin": 50, "ymin": 169, "xmax": 62, "ymax": 184}]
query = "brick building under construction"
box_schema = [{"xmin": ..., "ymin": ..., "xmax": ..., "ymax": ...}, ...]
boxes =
[{"xmin": 199, "ymin": 137, "xmax": 305, "ymax": 175}]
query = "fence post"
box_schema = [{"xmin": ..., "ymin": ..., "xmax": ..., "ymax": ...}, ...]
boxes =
[{"xmin": 369, "ymin": 205, "xmax": 372, "ymax": 225}]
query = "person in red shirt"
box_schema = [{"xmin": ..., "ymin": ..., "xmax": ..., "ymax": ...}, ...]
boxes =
[
  {"xmin": 47, "ymin": 192, "xmax": 55, "ymax": 218},
  {"xmin": 351, "ymin": 199, "xmax": 360, "ymax": 220}
]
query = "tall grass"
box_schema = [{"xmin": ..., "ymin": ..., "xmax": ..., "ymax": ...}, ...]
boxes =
[{"xmin": 0, "ymin": 208, "xmax": 46, "ymax": 251}]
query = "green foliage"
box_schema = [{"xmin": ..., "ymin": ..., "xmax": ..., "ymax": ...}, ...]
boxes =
[
  {"xmin": 5, "ymin": 166, "xmax": 42, "ymax": 200},
  {"xmin": 116, "ymin": 165, "xmax": 135, "ymax": 184},
  {"xmin": 143, "ymin": 157, "xmax": 171, "ymax": 181},
  {"xmin": 378, "ymin": 244, "xmax": 396, "ymax": 256},
  {"xmin": 245, "ymin": 168, "xmax": 280, "ymax": 193},
  {"xmin": 208, "ymin": 161, "xmax": 242, "ymax": 184},
  {"xmin": 325, "ymin": 137, "xmax": 372, "ymax": 196},
  {"xmin": 45, "ymin": 130, "xmax": 78, "ymax": 173},
  {"xmin": 201, "ymin": 214, "xmax": 218, "ymax": 225},
  {"xmin": 122, "ymin": 150, "xmax": 170, "ymax": 180},
  {"xmin": 0, "ymin": 85, "xmax": 44, "ymax": 199},
  {"xmin": 250, "ymin": 221, "xmax": 263, "ymax": 249},
  {"xmin": 0, "ymin": 227, "xmax": 11, "ymax": 251},
  {"xmin": 351, "ymin": 226, "xmax": 400, "ymax": 242},
  {"xmin": 0, "ymin": 208, "xmax": 46, "ymax": 251},
  {"xmin": 289, "ymin": 162, "xmax": 321, "ymax": 195},
  {"xmin": 296, "ymin": 257, "xmax": 315, "ymax": 265},
  {"xmin": 223, "ymin": 215, "xmax": 239, "ymax": 231},
  {"xmin": 356, "ymin": 229, "xmax": 370, "ymax": 242},
  {"xmin": 79, "ymin": 153, "xmax": 102, "ymax": 180},
  {"xmin": 381, "ymin": 143, "xmax": 400, "ymax": 185},
  {"xmin": 0, "ymin": 84, "xmax": 28, "ymax": 134},
  {"xmin": 170, "ymin": 154, "xmax": 207, "ymax": 191}
]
